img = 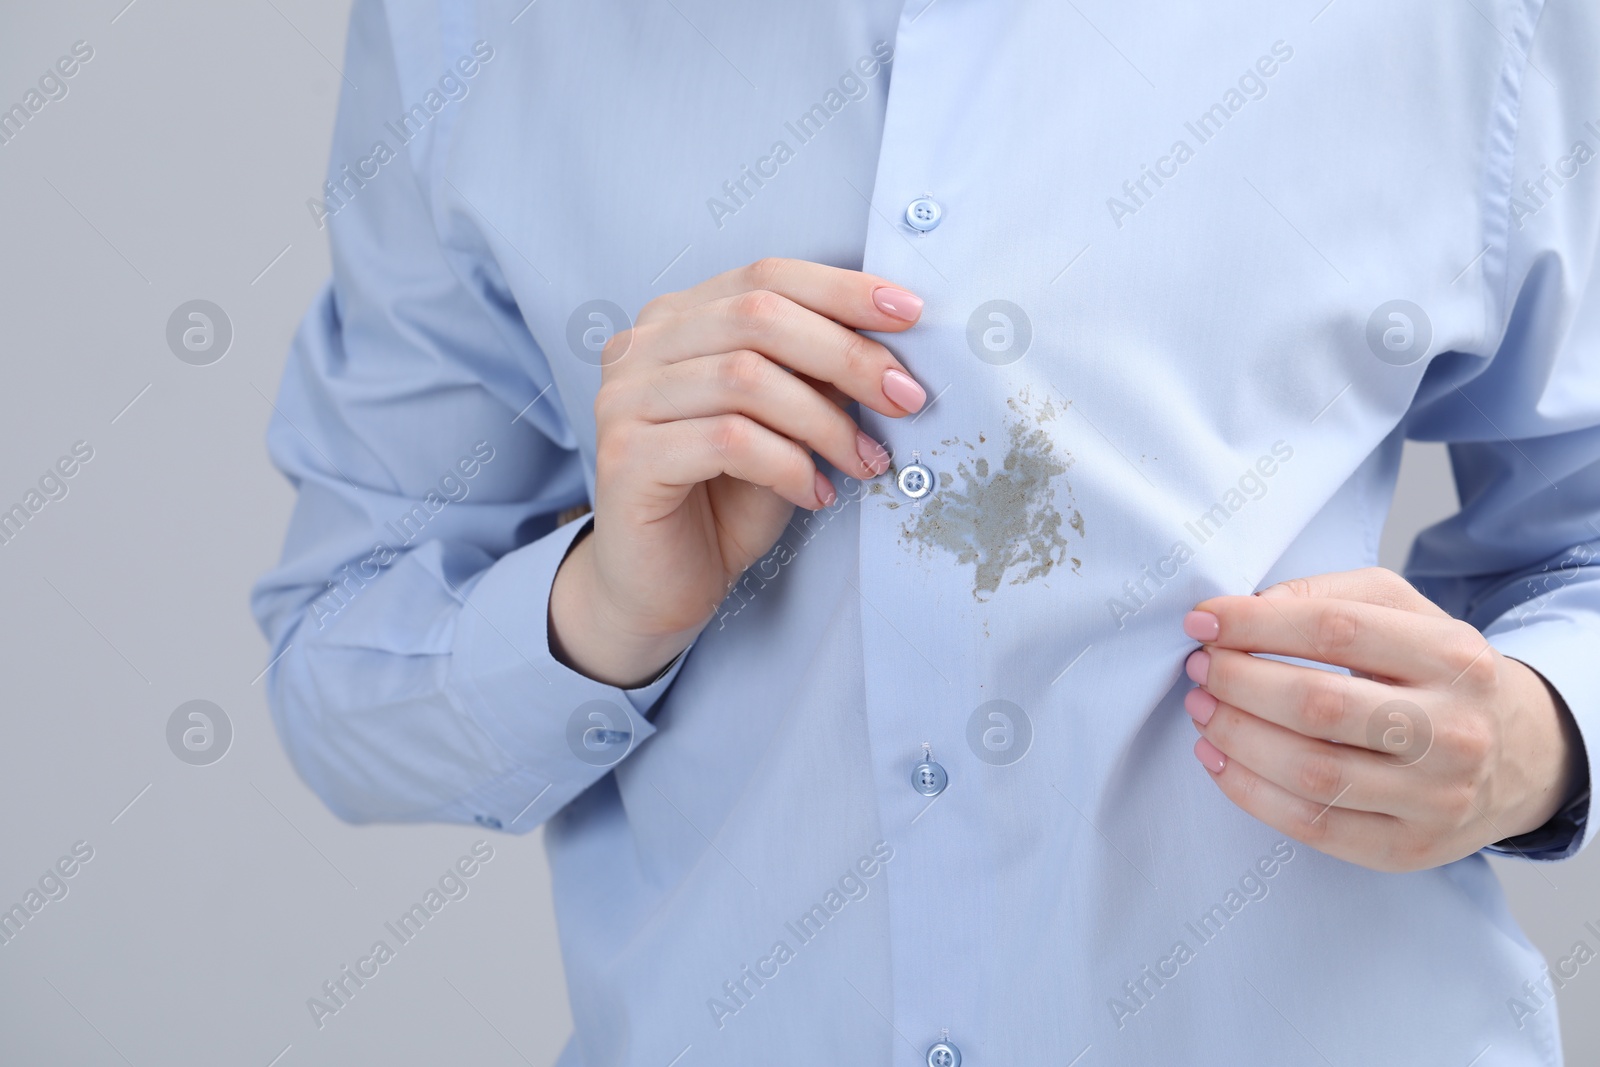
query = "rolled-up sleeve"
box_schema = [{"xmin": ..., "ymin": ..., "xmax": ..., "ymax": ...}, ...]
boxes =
[
  {"xmin": 249, "ymin": 0, "xmax": 679, "ymax": 832},
  {"xmin": 1403, "ymin": 21, "xmax": 1600, "ymax": 860}
]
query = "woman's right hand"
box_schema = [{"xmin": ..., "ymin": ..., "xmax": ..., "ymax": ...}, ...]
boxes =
[{"xmin": 549, "ymin": 258, "xmax": 928, "ymax": 687}]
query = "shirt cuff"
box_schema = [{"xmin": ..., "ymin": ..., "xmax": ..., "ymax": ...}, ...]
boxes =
[
  {"xmin": 446, "ymin": 514, "xmax": 686, "ymax": 831},
  {"xmin": 1479, "ymin": 594, "xmax": 1597, "ymax": 861}
]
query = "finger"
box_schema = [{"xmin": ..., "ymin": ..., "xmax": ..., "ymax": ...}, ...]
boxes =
[
  {"xmin": 1257, "ymin": 567, "xmax": 1449, "ymax": 618},
  {"xmin": 795, "ymin": 372, "xmax": 852, "ymax": 410},
  {"xmin": 647, "ymin": 258, "xmax": 923, "ymax": 333},
  {"xmin": 1194, "ymin": 697, "xmax": 1412, "ymax": 816},
  {"xmin": 630, "ymin": 351, "xmax": 889, "ymax": 479},
  {"xmin": 1187, "ymin": 594, "xmax": 1482, "ymax": 683},
  {"xmin": 1193, "ymin": 737, "xmax": 1405, "ymax": 868},
  {"xmin": 637, "ymin": 289, "xmax": 927, "ymax": 416},
  {"xmin": 1192, "ymin": 647, "xmax": 1408, "ymax": 747},
  {"xmin": 634, "ymin": 414, "xmax": 830, "ymax": 510}
]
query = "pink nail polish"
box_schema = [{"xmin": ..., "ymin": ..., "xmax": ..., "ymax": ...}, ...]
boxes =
[
  {"xmin": 1183, "ymin": 610, "xmax": 1220, "ymax": 642},
  {"xmin": 1194, "ymin": 737, "xmax": 1227, "ymax": 774},
  {"xmin": 813, "ymin": 471, "xmax": 837, "ymax": 508},
  {"xmin": 1185, "ymin": 649, "xmax": 1210, "ymax": 686},
  {"xmin": 856, "ymin": 430, "xmax": 888, "ymax": 474},
  {"xmin": 1184, "ymin": 687, "xmax": 1218, "ymax": 726},
  {"xmin": 871, "ymin": 286, "xmax": 923, "ymax": 322},
  {"xmin": 881, "ymin": 369, "xmax": 927, "ymax": 413}
]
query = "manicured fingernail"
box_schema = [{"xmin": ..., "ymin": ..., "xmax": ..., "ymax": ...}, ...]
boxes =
[
  {"xmin": 813, "ymin": 471, "xmax": 837, "ymax": 508},
  {"xmin": 881, "ymin": 369, "xmax": 927, "ymax": 413},
  {"xmin": 1183, "ymin": 610, "xmax": 1220, "ymax": 642},
  {"xmin": 1185, "ymin": 649, "xmax": 1210, "ymax": 686},
  {"xmin": 1184, "ymin": 687, "xmax": 1218, "ymax": 725},
  {"xmin": 872, "ymin": 286, "xmax": 923, "ymax": 322},
  {"xmin": 856, "ymin": 430, "xmax": 889, "ymax": 475},
  {"xmin": 1194, "ymin": 737, "xmax": 1227, "ymax": 774}
]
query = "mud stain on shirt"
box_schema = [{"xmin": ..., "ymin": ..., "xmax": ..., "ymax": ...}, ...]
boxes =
[{"xmin": 896, "ymin": 391, "xmax": 1083, "ymax": 601}]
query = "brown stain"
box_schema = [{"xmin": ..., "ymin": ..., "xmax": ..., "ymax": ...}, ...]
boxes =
[{"xmin": 897, "ymin": 392, "xmax": 1085, "ymax": 601}]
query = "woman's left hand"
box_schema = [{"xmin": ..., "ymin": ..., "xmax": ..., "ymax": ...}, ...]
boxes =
[{"xmin": 1182, "ymin": 567, "xmax": 1585, "ymax": 872}]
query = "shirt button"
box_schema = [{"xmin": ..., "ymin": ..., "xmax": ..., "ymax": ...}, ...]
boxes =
[
  {"xmin": 912, "ymin": 745, "xmax": 947, "ymax": 797},
  {"xmin": 926, "ymin": 1039, "xmax": 962, "ymax": 1067},
  {"xmin": 897, "ymin": 451, "xmax": 934, "ymax": 499},
  {"xmin": 474, "ymin": 814, "xmax": 502, "ymax": 830},
  {"xmin": 905, "ymin": 196, "xmax": 942, "ymax": 232}
]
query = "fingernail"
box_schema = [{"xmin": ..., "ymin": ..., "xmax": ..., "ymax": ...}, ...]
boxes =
[
  {"xmin": 1185, "ymin": 649, "xmax": 1210, "ymax": 686},
  {"xmin": 1184, "ymin": 687, "xmax": 1218, "ymax": 726},
  {"xmin": 1183, "ymin": 610, "xmax": 1220, "ymax": 642},
  {"xmin": 856, "ymin": 430, "xmax": 889, "ymax": 475},
  {"xmin": 1194, "ymin": 737, "xmax": 1227, "ymax": 774},
  {"xmin": 872, "ymin": 286, "xmax": 923, "ymax": 322},
  {"xmin": 813, "ymin": 471, "xmax": 837, "ymax": 508},
  {"xmin": 881, "ymin": 369, "xmax": 927, "ymax": 413},
  {"xmin": 1258, "ymin": 583, "xmax": 1293, "ymax": 599}
]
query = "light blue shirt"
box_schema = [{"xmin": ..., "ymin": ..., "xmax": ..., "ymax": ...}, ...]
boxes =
[{"xmin": 253, "ymin": 1, "xmax": 1600, "ymax": 1062}]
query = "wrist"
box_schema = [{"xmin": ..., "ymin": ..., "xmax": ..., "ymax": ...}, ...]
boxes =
[
  {"xmin": 549, "ymin": 531, "xmax": 697, "ymax": 689},
  {"xmin": 1500, "ymin": 656, "xmax": 1585, "ymax": 837}
]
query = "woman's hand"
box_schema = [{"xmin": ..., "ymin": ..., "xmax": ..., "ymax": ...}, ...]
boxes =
[
  {"xmin": 550, "ymin": 258, "xmax": 927, "ymax": 688},
  {"xmin": 1183, "ymin": 567, "xmax": 1585, "ymax": 872}
]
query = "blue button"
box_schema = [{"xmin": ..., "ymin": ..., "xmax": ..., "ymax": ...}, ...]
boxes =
[
  {"xmin": 912, "ymin": 758, "xmax": 947, "ymax": 797},
  {"xmin": 905, "ymin": 196, "xmax": 942, "ymax": 232},
  {"xmin": 927, "ymin": 1040, "xmax": 961, "ymax": 1067},
  {"xmin": 898, "ymin": 457, "xmax": 934, "ymax": 500},
  {"xmin": 474, "ymin": 814, "xmax": 502, "ymax": 829}
]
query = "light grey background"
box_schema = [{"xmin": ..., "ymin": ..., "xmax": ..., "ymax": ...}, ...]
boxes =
[{"xmin": 0, "ymin": 3, "xmax": 1594, "ymax": 1064}]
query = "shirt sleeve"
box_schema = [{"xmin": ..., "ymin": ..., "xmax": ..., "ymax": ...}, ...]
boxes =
[
  {"xmin": 1401, "ymin": 7, "xmax": 1600, "ymax": 861},
  {"xmin": 248, "ymin": 0, "xmax": 681, "ymax": 833}
]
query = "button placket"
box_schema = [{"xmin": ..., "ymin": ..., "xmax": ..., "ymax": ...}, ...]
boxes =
[{"xmin": 860, "ymin": 20, "xmax": 984, "ymax": 1053}]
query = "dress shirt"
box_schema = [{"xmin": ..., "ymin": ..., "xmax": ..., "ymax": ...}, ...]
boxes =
[{"xmin": 252, "ymin": 0, "xmax": 1600, "ymax": 1062}]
